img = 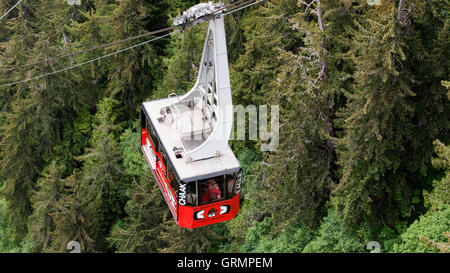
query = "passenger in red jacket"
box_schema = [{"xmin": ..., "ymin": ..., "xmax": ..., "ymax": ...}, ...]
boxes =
[{"xmin": 201, "ymin": 179, "xmax": 221, "ymax": 203}]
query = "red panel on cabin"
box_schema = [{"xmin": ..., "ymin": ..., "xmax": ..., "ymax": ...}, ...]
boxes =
[
  {"xmin": 177, "ymin": 193, "xmax": 240, "ymax": 229},
  {"xmin": 142, "ymin": 128, "xmax": 241, "ymax": 229}
]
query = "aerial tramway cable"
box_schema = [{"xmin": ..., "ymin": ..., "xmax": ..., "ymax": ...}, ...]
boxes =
[
  {"xmin": 0, "ymin": 25, "xmax": 178, "ymax": 73},
  {"xmin": 1, "ymin": 0, "xmax": 251, "ymax": 73},
  {"xmin": 0, "ymin": 0, "xmax": 265, "ymax": 88},
  {"xmin": 224, "ymin": 0, "xmax": 265, "ymax": 15},
  {"xmin": 0, "ymin": 31, "xmax": 178, "ymax": 87},
  {"xmin": 0, "ymin": 0, "xmax": 24, "ymax": 21}
]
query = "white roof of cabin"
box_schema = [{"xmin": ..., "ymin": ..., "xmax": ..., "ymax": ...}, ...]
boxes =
[{"xmin": 142, "ymin": 98, "xmax": 241, "ymax": 182}]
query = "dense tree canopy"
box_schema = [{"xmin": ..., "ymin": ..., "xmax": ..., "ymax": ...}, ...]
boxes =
[{"xmin": 0, "ymin": 0, "xmax": 448, "ymax": 253}]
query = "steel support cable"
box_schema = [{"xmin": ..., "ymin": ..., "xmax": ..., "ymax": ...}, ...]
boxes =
[
  {"xmin": 0, "ymin": 0, "xmax": 256, "ymax": 73},
  {"xmin": 224, "ymin": 0, "xmax": 265, "ymax": 16},
  {"xmin": 0, "ymin": 0, "xmax": 24, "ymax": 21},
  {"xmin": 1, "ymin": 25, "xmax": 177, "ymax": 73},
  {"xmin": 222, "ymin": 0, "xmax": 248, "ymax": 11},
  {"xmin": 0, "ymin": 0, "xmax": 265, "ymax": 88},
  {"xmin": 0, "ymin": 31, "xmax": 178, "ymax": 87}
]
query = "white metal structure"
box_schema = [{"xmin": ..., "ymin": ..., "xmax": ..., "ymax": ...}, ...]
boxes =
[
  {"xmin": 143, "ymin": 98, "xmax": 240, "ymax": 182},
  {"xmin": 139, "ymin": 1, "xmax": 269, "ymax": 228},
  {"xmin": 173, "ymin": 2, "xmax": 225, "ymax": 27},
  {"xmin": 157, "ymin": 7, "xmax": 233, "ymax": 163}
]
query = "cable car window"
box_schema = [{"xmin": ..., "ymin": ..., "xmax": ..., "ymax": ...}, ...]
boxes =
[
  {"xmin": 141, "ymin": 110, "xmax": 146, "ymax": 132},
  {"xmin": 160, "ymin": 145, "xmax": 168, "ymax": 171},
  {"xmin": 167, "ymin": 162, "xmax": 177, "ymax": 193},
  {"xmin": 147, "ymin": 119, "xmax": 159, "ymax": 151},
  {"xmin": 226, "ymin": 173, "xmax": 237, "ymax": 198},
  {"xmin": 198, "ymin": 175, "xmax": 225, "ymax": 205}
]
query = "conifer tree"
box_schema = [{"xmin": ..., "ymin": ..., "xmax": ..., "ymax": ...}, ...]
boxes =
[
  {"xmin": 108, "ymin": 173, "xmax": 167, "ymax": 253},
  {"xmin": 106, "ymin": 127, "xmax": 167, "ymax": 252},
  {"xmin": 159, "ymin": 222, "xmax": 222, "ymax": 253},
  {"xmin": 48, "ymin": 172, "xmax": 96, "ymax": 253},
  {"xmin": 333, "ymin": 0, "xmax": 423, "ymax": 229},
  {"xmin": 27, "ymin": 162, "xmax": 65, "ymax": 252},
  {"xmin": 63, "ymin": 0, "xmax": 117, "ymax": 111},
  {"xmin": 0, "ymin": 0, "xmax": 448, "ymax": 254},
  {"xmin": 77, "ymin": 97, "xmax": 127, "ymax": 251},
  {"xmin": 393, "ymin": 140, "xmax": 450, "ymax": 253},
  {"xmin": 0, "ymin": 0, "xmax": 40, "ymax": 100},
  {"xmin": 155, "ymin": 24, "xmax": 206, "ymax": 99},
  {"xmin": 0, "ymin": 0, "xmax": 81, "ymax": 243},
  {"xmin": 106, "ymin": 0, "xmax": 169, "ymax": 121},
  {"xmin": 229, "ymin": 0, "xmax": 338, "ymax": 231},
  {"xmin": 261, "ymin": 0, "xmax": 338, "ymax": 228}
]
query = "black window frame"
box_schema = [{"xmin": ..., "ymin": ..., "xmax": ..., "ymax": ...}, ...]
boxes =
[
  {"xmin": 141, "ymin": 108, "xmax": 159, "ymax": 152},
  {"xmin": 167, "ymin": 161, "xmax": 178, "ymax": 193}
]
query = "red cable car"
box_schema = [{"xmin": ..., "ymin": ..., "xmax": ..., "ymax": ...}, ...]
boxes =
[
  {"xmin": 141, "ymin": 5, "xmax": 242, "ymax": 228},
  {"xmin": 140, "ymin": 107, "xmax": 242, "ymax": 228}
]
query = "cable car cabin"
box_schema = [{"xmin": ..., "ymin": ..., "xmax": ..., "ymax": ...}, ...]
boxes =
[
  {"xmin": 140, "ymin": 5, "xmax": 239, "ymax": 228},
  {"xmin": 141, "ymin": 100, "xmax": 241, "ymax": 229}
]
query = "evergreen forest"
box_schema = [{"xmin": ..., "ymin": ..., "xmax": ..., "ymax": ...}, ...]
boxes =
[{"xmin": 0, "ymin": 0, "xmax": 449, "ymax": 253}]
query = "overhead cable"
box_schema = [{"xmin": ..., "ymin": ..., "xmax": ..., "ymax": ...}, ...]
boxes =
[
  {"xmin": 0, "ymin": 31, "xmax": 179, "ymax": 87},
  {"xmin": 0, "ymin": 0, "xmax": 24, "ymax": 21},
  {"xmin": 0, "ymin": 0, "xmax": 265, "ymax": 87}
]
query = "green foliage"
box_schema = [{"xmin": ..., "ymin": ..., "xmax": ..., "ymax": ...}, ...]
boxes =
[
  {"xmin": 159, "ymin": 221, "xmax": 224, "ymax": 253},
  {"xmin": 240, "ymin": 217, "xmax": 315, "ymax": 253},
  {"xmin": 119, "ymin": 127, "xmax": 148, "ymax": 178},
  {"xmin": 106, "ymin": 0, "xmax": 169, "ymax": 120},
  {"xmin": 108, "ymin": 123, "xmax": 167, "ymax": 252},
  {"xmin": 231, "ymin": 0, "xmax": 337, "ymax": 233},
  {"xmin": 27, "ymin": 162, "xmax": 66, "ymax": 252},
  {"xmin": 208, "ymin": 223, "xmax": 232, "ymax": 253},
  {"xmin": 302, "ymin": 210, "xmax": 366, "ymax": 253},
  {"xmin": 0, "ymin": 199, "xmax": 17, "ymax": 252},
  {"xmin": 108, "ymin": 172, "xmax": 167, "ymax": 253},
  {"xmin": 240, "ymin": 217, "xmax": 273, "ymax": 253},
  {"xmin": 0, "ymin": 0, "xmax": 448, "ymax": 253},
  {"xmin": 77, "ymin": 97, "xmax": 128, "ymax": 251},
  {"xmin": 154, "ymin": 24, "xmax": 207, "ymax": 98},
  {"xmin": 0, "ymin": 0, "xmax": 89, "ymax": 244},
  {"xmin": 392, "ymin": 205, "xmax": 450, "ymax": 253},
  {"xmin": 425, "ymin": 140, "xmax": 450, "ymax": 210},
  {"xmin": 48, "ymin": 172, "xmax": 97, "ymax": 253},
  {"xmin": 332, "ymin": 0, "xmax": 449, "ymax": 232},
  {"xmin": 268, "ymin": 225, "xmax": 315, "ymax": 253},
  {"xmin": 53, "ymin": 107, "xmax": 94, "ymax": 173},
  {"xmin": 228, "ymin": 148, "xmax": 266, "ymax": 252},
  {"xmin": 392, "ymin": 139, "xmax": 450, "ymax": 253}
]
